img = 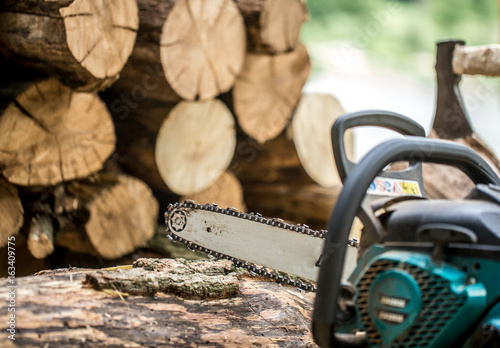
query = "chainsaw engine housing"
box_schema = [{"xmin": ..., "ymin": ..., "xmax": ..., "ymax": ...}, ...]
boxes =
[
  {"xmin": 340, "ymin": 244, "xmax": 499, "ymax": 347},
  {"xmin": 312, "ymin": 111, "xmax": 500, "ymax": 347}
]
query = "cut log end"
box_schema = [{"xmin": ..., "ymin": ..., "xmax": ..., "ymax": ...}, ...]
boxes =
[
  {"xmin": 85, "ymin": 175, "xmax": 159, "ymax": 260},
  {"xmin": 160, "ymin": 0, "xmax": 246, "ymax": 100},
  {"xmin": 235, "ymin": 0, "xmax": 307, "ymax": 54},
  {"xmin": 181, "ymin": 171, "xmax": 247, "ymax": 212},
  {"xmin": 59, "ymin": 0, "xmax": 139, "ymax": 81},
  {"xmin": 155, "ymin": 99, "xmax": 237, "ymax": 195},
  {"xmin": 259, "ymin": 0, "xmax": 307, "ymax": 53},
  {"xmin": 0, "ymin": 0, "xmax": 138, "ymax": 91},
  {"xmin": 0, "ymin": 177, "xmax": 23, "ymax": 247},
  {"xmin": 0, "ymin": 79, "xmax": 116, "ymax": 187},
  {"xmin": 233, "ymin": 43, "xmax": 311, "ymax": 143},
  {"xmin": 292, "ymin": 94, "xmax": 352, "ymax": 188}
]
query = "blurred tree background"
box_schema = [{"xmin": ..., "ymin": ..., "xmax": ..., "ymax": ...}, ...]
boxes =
[{"xmin": 300, "ymin": 0, "xmax": 500, "ymax": 158}]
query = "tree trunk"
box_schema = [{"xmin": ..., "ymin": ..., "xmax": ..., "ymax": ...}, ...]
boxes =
[
  {"xmin": 234, "ymin": 0, "xmax": 308, "ymax": 54},
  {"xmin": 110, "ymin": 0, "xmax": 246, "ymax": 102},
  {"xmin": 180, "ymin": 171, "xmax": 247, "ymax": 212},
  {"xmin": 0, "ymin": 177, "xmax": 23, "ymax": 248},
  {"xmin": 54, "ymin": 172, "xmax": 159, "ymax": 260},
  {"xmin": 0, "ymin": 79, "xmax": 116, "ymax": 188},
  {"xmin": 0, "ymin": 260, "xmax": 316, "ymax": 347},
  {"xmin": 112, "ymin": 98, "xmax": 237, "ymax": 196},
  {"xmin": 291, "ymin": 93, "xmax": 353, "ymax": 188},
  {"xmin": 0, "ymin": 0, "xmax": 138, "ymax": 92},
  {"xmin": 232, "ymin": 43, "xmax": 311, "ymax": 143}
]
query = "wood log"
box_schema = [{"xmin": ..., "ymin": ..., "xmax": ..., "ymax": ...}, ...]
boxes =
[
  {"xmin": 27, "ymin": 215, "xmax": 54, "ymax": 259},
  {"xmin": 291, "ymin": 93, "xmax": 353, "ymax": 188},
  {"xmin": 111, "ymin": 97, "xmax": 236, "ymax": 196},
  {"xmin": 110, "ymin": 0, "xmax": 246, "ymax": 102},
  {"xmin": 156, "ymin": 99, "xmax": 237, "ymax": 195},
  {"xmin": 423, "ymin": 130, "xmax": 500, "ymax": 199},
  {"xmin": 0, "ymin": 260, "xmax": 316, "ymax": 347},
  {"xmin": 234, "ymin": 0, "xmax": 308, "ymax": 54},
  {"xmin": 0, "ymin": 79, "xmax": 115, "ymax": 188},
  {"xmin": 244, "ymin": 183, "xmax": 341, "ymax": 231},
  {"xmin": 453, "ymin": 44, "xmax": 500, "ymax": 76},
  {"xmin": 107, "ymin": 97, "xmax": 177, "ymax": 193},
  {"xmin": 54, "ymin": 173, "xmax": 159, "ymax": 260},
  {"xmin": 180, "ymin": 171, "xmax": 247, "ymax": 212},
  {"xmin": 231, "ymin": 131, "xmax": 314, "ymax": 186},
  {"xmin": 0, "ymin": 0, "xmax": 138, "ymax": 92},
  {"xmin": 0, "ymin": 177, "xmax": 23, "ymax": 248},
  {"xmin": 232, "ymin": 43, "xmax": 311, "ymax": 143}
]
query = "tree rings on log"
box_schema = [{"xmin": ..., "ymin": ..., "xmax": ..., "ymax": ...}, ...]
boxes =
[
  {"xmin": 0, "ymin": 79, "xmax": 115, "ymax": 187},
  {"xmin": 181, "ymin": 171, "xmax": 247, "ymax": 212},
  {"xmin": 160, "ymin": 0, "xmax": 246, "ymax": 100},
  {"xmin": 0, "ymin": 177, "xmax": 23, "ymax": 248},
  {"xmin": 0, "ymin": 0, "xmax": 139, "ymax": 92},
  {"xmin": 58, "ymin": 174, "xmax": 159, "ymax": 260},
  {"xmin": 292, "ymin": 94, "xmax": 352, "ymax": 188},
  {"xmin": 84, "ymin": 175, "xmax": 158, "ymax": 259},
  {"xmin": 235, "ymin": 0, "xmax": 308, "ymax": 53},
  {"xmin": 233, "ymin": 43, "xmax": 311, "ymax": 143},
  {"xmin": 155, "ymin": 99, "xmax": 237, "ymax": 195}
]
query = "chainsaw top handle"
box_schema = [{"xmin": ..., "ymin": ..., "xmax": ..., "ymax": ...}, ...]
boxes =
[
  {"xmin": 332, "ymin": 110, "xmax": 426, "ymax": 183},
  {"xmin": 312, "ymin": 136, "xmax": 500, "ymax": 348}
]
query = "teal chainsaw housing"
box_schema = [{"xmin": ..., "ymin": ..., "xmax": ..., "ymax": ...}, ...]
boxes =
[
  {"xmin": 312, "ymin": 110, "xmax": 500, "ymax": 347},
  {"xmin": 338, "ymin": 245, "xmax": 500, "ymax": 347}
]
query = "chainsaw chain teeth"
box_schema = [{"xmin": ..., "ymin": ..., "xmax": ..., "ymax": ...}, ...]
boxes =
[{"xmin": 165, "ymin": 201, "xmax": 358, "ymax": 292}]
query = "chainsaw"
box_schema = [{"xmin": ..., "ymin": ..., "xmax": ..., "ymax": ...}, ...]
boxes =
[{"xmin": 166, "ymin": 110, "xmax": 500, "ymax": 347}]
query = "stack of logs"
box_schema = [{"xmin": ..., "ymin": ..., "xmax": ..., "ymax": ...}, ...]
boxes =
[{"xmin": 0, "ymin": 0, "xmax": 351, "ymax": 273}]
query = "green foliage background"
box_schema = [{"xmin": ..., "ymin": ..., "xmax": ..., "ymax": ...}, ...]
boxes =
[{"xmin": 301, "ymin": 0, "xmax": 498, "ymax": 73}]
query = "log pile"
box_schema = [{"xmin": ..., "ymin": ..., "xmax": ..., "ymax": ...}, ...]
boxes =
[
  {"xmin": 0, "ymin": 0, "xmax": 351, "ymax": 273},
  {"xmin": 102, "ymin": 0, "xmax": 347, "ymax": 233}
]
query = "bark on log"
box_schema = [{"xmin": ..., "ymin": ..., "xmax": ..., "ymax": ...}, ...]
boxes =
[
  {"xmin": 232, "ymin": 43, "xmax": 311, "ymax": 143},
  {"xmin": 0, "ymin": 0, "xmax": 138, "ymax": 92},
  {"xmin": 234, "ymin": 0, "xmax": 308, "ymax": 54},
  {"xmin": 110, "ymin": 0, "xmax": 246, "ymax": 102},
  {"xmin": 54, "ymin": 173, "xmax": 159, "ymax": 260},
  {"xmin": 108, "ymin": 97, "xmax": 177, "ymax": 193},
  {"xmin": 180, "ymin": 171, "xmax": 247, "ymax": 212},
  {"xmin": 111, "ymin": 98, "xmax": 237, "ymax": 196},
  {"xmin": 231, "ymin": 131, "xmax": 315, "ymax": 186},
  {"xmin": 0, "ymin": 79, "xmax": 116, "ymax": 187},
  {"xmin": 244, "ymin": 183, "xmax": 341, "ymax": 231},
  {"xmin": 0, "ymin": 259, "xmax": 316, "ymax": 347},
  {"xmin": 0, "ymin": 177, "xmax": 23, "ymax": 248},
  {"xmin": 291, "ymin": 93, "xmax": 353, "ymax": 188}
]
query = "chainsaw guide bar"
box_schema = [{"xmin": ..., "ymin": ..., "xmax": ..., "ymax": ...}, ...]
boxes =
[{"xmin": 165, "ymin": 201, "xmax": 358, "ymax": 292}]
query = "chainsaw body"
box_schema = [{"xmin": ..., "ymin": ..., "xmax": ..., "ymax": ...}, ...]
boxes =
[{"xmin": 313, "ymin": 111, "xmax": 500, "ymax": 347}]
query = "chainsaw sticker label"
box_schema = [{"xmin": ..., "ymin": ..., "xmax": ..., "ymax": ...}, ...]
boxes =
[{"xmin": 367, "ymin": 177, "xmax": 422, "ymax": 197}]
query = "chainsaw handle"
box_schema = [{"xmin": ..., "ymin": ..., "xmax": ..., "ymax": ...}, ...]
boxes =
[
  {"xmin": 312, "ymin": 137, "xmax": 500, "ymax": 348},
  {"xmin": 332, "ymin": 110, "xmax": 426, "ymax": 183}
]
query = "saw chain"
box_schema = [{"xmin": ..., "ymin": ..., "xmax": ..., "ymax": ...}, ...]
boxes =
[{"xmin": 165, "ymin": 201, "xmax": 359, "ymax": 292}]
